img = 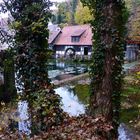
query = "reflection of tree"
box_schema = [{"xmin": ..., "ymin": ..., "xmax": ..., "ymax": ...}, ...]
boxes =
[
  {"xmin": 73, "ymin": 84, "xmax": 90, "ymax": 105},
  {"xmin": 0, "ymin": 16, "xmax": 16, "ymax": 102}
]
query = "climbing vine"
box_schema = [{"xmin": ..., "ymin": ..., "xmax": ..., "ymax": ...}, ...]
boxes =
[
  {"xmin": 1, "ymin": 0, "xmax": 64, "ymax": 134},
  {"xmin": 81, "ymin": 0, "xmax": 128, "ymax": 135}
]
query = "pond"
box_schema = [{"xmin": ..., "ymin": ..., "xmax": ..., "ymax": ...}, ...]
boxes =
[
  {"xmin": 4, "ymin": 82, "xmax": 136, "ymax": 140},
  {"xmin": 18, "ymin": 101, "xmax": 31, "ymax": 135},
  {"xmin": 54, "ymin": 84, "xmax": 137, "ymax": 140},
  {"xmin": 123, "ymin": 61, "xmax": 140, "ymax": 74},
  {"xmin": 48, "ymin": 59, "xmax": 89, "ymax": 80},
  {"xmin": 54, "ymin": 86, "xmax": 86, "ymax": 116}
]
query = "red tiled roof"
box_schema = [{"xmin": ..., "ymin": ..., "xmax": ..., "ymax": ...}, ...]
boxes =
[
  {"xmin": 71, "ymin": 29, "xmax": 85, "ymax": 36},
  {"xmin": 54, "ymin": 24, "xmax": 93, "ymax": 46},
  {"xmin": 48, "ymin": 29, "xmax": 61, "ymax": 44}
]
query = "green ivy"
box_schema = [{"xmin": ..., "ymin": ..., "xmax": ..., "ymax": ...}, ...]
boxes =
[
  {"xmin": 2, "ymin": 0, "xmax": 63, "ymax": 135},
  {"xmin": 3, "ymin": 0, "xmax": 52, "ymax": 93},
  {"xmin": 81, "ymin": 0, "xmax": 128, "ymax": 136},
  {"xmin": 28, "ymin": 89, "xmax": 64, "ymax": 133}
]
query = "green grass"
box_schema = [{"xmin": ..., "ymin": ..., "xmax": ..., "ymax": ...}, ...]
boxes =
[
  {"xmin": 120, "ymin": 81, "xmax": 140, "ymax": 123},
  {"xmin": 122, "ymin": 84, "xmax": 140, "ymax": 97},
  {"xmin": 120, "ymin": 107, "xmax": 139, "ymax": 123},
  {"xmin": 73, "ymin": 84, "xmax": 90, "ymax": 105},
  {"xmin": 73, "ymin": 79, "xmax": 140, "ymax": 124}
]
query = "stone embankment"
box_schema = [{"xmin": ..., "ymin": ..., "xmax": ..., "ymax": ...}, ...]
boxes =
[{"xmin": 53, "ymin": 73, "xmax": 89, "ymax": 87}]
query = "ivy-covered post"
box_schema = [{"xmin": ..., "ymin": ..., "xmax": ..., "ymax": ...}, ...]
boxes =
[
  {"xmin": 3, "ymin": 51, "xmax": 16, "ymax": 102},
  {"xmin": 81, "ymin": 0, "xmax": 127, "ymax": 135}
]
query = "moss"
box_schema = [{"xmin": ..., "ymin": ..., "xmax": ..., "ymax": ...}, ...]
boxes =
[
  {"xmin": 120, "ymin": 107, "xmax": 139, "ymax": 123},
  {"xmin": 73, "ymin": 84, "xmax": 90, "ymax": 105},
  {"xmin": 122, "ymin": 85, "xmax": 140, "ymax": 97},
  {"xmin": 121, "ymin": 82, "xmax": 140, "ymax": 123},
  {"xmin": 0, "ymin": 85, "xmax": 4, "ymax": 99}
]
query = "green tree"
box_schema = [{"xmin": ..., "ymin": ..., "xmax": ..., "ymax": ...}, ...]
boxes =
[
  {"xmin": 0, "ymin": 50, "xmax": 16, "ymax": 102},
  {"xmin": 0, "ymin": 16, "xmax": 16, "ymax": 102},
  {"xmin": 2, "ymin": 0, "xmax": 52, "ymax": 93},
  {"xmin": 1, "ymin": 0, "xmax": 63, "ymax": 134},
  {"xmin": 75, "ymin": 1, "xmax": 93, "ymax": 24},
  {"xmin": 71, "ymin": 0, "xmax": 78, "ymax": 24},
  {"xmin": 56, "ymin": 2, "xmax": 70, "ymax": 24},
  {"xmin": 125, "ymin": 0, "xmax": 140, "ymax": 40},
  {"xmin": 52, "ymin": 0, "xmax": 78, "ymax": 25},
  {"xmin": 81, "ymin": 0, "xmax": 127, "ymax": 135}
]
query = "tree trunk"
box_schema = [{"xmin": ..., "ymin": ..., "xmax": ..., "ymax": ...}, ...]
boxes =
[{"xmin": 89, "ymin": 0, "xmax": 125, "ymax": 122}]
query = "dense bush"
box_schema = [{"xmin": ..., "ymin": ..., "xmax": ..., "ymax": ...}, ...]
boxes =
[{"xmin": 28, "ymin": 89, "xmax": 64, "ymax": 134}]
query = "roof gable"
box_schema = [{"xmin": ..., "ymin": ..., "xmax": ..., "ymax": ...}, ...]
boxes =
[{"xmin": 48, "ymin": 29, "xmax": 61, "ymax": 44}]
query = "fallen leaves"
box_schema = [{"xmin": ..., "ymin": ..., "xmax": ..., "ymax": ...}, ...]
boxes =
[
  {"xmin": 30, "ymin": 115, "xmax": 114, "ymax": 140},
  {"xmin": 0, "ymin": 115, "xmax": 115, "ymax": 140}
]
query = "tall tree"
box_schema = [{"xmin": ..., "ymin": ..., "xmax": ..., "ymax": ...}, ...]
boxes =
[
  {"xmin": 81, "ymin": 0, "xmax": 127, "ymax": 132},
  {"xmin": 1, "ymin": 0, "xmax": 63, "ymax": 134},
  {"xmin": 0, "ymin": 16, "xmax": 16, "ymax": 102},
  {"xmin": 71, "ymin": 0, "xmax": 78, "ymax": 24},
  {"xmin": 56, "ymin": 2, "xmax": 70, "ymax": 24},
  {"xmin": 126, "ymin": 0, "xmax": 140, "ymax": 40},
  {"xmin": 1, "ymin": 0, "xmax": 52, "ymax": 93},
  {"xmin": 52, "ymin": 0, "xmax": 78, "ymax": 25},
  {"xmin": 75, "ymin": 1, "xmax": 93, "ymax": 24}
]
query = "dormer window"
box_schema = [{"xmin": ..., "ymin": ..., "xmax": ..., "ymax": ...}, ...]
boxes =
[
  {"xmin": 71, "ymin": 36, "xmax": 80, "ymax": 42},
  {"xmin": 71, "ymin": 29, "xmax": 85, "ymax": 43}
]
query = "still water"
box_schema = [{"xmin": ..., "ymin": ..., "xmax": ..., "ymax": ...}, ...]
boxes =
[
  {"xmin": 18, "ymin": 84, "xmax": 136, "ymax": 140},
  {"xmin": 55, "ymin": 85, "xmax": 137, "ymax": 140},
  {"xmin": 18, "ymin": 101, "xmax": 31, "ymax": 135},
  {"xmin": 48, "ymin": 60, "xmax": 88, "ymax": 79},
  {"xmin": 55, "ymin": 86, "xmax": 85, "ymax": 116},
  {"xmin": 14, "ymin": 60, "xmax": 140, "ymax": 139}
]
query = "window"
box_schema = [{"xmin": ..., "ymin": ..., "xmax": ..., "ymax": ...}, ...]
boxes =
[{"xmin": 71, "ymin": 36, "xmax": 80, "ymax": 42}]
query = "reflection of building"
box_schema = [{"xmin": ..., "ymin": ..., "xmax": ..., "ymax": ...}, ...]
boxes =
[{"xmin": 49, "ymin": 24, "xmax": 92, "ymax": 59}]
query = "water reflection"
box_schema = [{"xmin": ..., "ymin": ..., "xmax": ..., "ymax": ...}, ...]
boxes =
[
  {"xmin": 118, "ymin": 123, "xmax": 136, "ymax": 140},
  {"xmin": 18, "ymin": 101, "xmax": 31, "ymax": 135},
  {"xmin": 13, "ymin": 59, "xmax": 139, "ymax": 138},
  {"xmin": 55, "ymin": 85, "xmax": 137, "ymax": 140},
  {"xmin": 48, "ymin": 60, "xmax": 88, "ymax": 79},
  {"xmin": 55, "ymin": 86, "xmax": 85, "ymax": 116},
  {"xmin": 123, "ymin": 61, "xmax": 139, "ymax": 74}
]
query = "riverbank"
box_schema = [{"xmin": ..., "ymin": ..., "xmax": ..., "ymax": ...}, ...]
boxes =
[
  {"xmin": 121, "ymin": 64, "xmax": 140, "ymax": 135},
  {"xmin": 53, "ymin": 73, "xmax": 89, "ymax": 87},
  {"xmin": 0, "ymin": 63, "xmax": 139, "ymax": 139}
]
